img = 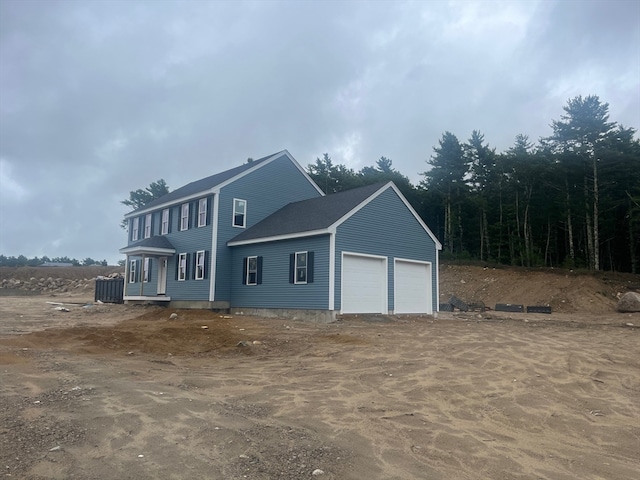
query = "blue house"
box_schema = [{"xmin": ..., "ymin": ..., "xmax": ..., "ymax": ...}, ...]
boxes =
[{"xmin": 120, "ymin": 150, "xmax": 441, "ymax": 321}]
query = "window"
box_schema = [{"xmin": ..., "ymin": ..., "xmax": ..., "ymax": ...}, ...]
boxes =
[
  {"xmin": 143, "ymin": 258, "xmax": 151, "ymax": 282},
  {"xmin": 178, "ymin": 253, "xmax": 187, "ymax": 281},
  {"xmin": 198, "ymin": 198, "xmax": 208, "ymax": 227},
  {"xmin": 195, "ymin": 250, "xmax": 205, "ymax": 280},
  {"xmin": 129, "ymin": 259, "xmax": 137, "ymax": 283},
  {"xmin": 233, "ymin": 198, "xmax": 246, "ymax": 228},
  {"xmin": 144, "ymin": 213, "xmax": 152, "ymax": 238},
  {"xmin": 131, "ymin": 217, "xmax": 139, "ymax": 241},
  {"xmin": 289, "ymin": 251, "xmax": 314, "ymax": 284},
  {"xmin": 161, "ymin": 209, "xmax": 169, "ymax": 235},
  {"xmin": 180, "ymin": 203, "xmax": 189, "ymax": 231},
  {"xmin": 243, "ymin": 256, "xmax": 262, "ymax": 285},
  {"xmin": 295, "ymin": 252, "xmax": 307, "ymax": 284}
]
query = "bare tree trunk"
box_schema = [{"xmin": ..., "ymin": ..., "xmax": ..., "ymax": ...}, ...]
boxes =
[
  {"xmin": 483, "ymin": 207, "xmax": 490, "ymax": 261},
  {"xmin": 545, "ymin": 218, "xmax": 552, "ymax": 267},
  {"xmin": 565, "ymin": 180, "xmax": 575, "ymax": 265},
  {"xmin": 584, "ymin": 176, "xmax": 594, "ymax": 270},
  {"xmin": 592, "ymin": 156, "xmax": 600, "ymax": 270},
  {"xmin": 523, "ymin": 186, "xmax": 532, "ymax": 267}
]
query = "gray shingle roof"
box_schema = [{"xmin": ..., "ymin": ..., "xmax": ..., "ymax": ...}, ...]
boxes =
[
  {"xmin": 229, "ymin": 182, "xmax": 388, "ymax": 244},
  {"xmin": 120, "ymin": 235, "xmax": 176, "ymax": 252},
  {"xmin": 129, "ymin": 151, "xmax": 280, "ymax": 214}
]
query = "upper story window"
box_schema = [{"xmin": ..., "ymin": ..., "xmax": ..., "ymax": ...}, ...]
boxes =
[
  {"xmin": 245, "ymin": 256, "xmax": 258, "ymax": 285},
  {"xmin": 144, "ymin": 213, "xmax": 152, "ymax": 238},
  {"xmin": 180, "ymin": 203, "xmax": 189, "ymax": 231},
  {"xmin": 295, "ymin": 251, "xmax": 307, "ymax": 284},
  {"xmin": 161, "ymin": 209, "xmax": 169, "ymax": 235},
  {"xmin": 131, "ymin": 217, "xmax": 139, "ymax": 242},
  {"xmin": 195, "ymin": 250, "xmax": 205, "ymax": 280},
  {"xmin": 198, "ymin": 198, "xmax": 208, "ymax": 227},
  {"xmin": 233, "ymin": 198, "xmax": 246, "ymax": 228}
]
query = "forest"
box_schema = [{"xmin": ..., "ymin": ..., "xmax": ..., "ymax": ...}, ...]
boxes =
[{"xmin": 305, "ymin": 95, "xmax": 640, "ymax": 273}]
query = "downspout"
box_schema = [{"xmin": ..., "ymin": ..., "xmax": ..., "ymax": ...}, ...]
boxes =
[{"xmin": 140, "ymin": 254, "xmax": 145, "ymax": 297}]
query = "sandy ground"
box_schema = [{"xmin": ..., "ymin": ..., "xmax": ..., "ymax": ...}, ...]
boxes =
[{"xmin": 1, "ymin": 293, "xmax": 639, "ymax": 480}]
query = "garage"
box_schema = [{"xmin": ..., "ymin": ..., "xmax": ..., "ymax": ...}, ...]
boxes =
[
  {"xmin": 394, "ymin": 259, "xmax": 432, "ymax": 314},
  {"xmin": 341, "ymin": 253, "xmax": 387, "ymax": 314}
]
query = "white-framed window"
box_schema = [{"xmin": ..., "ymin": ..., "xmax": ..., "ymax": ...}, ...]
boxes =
[
  {"xmin": 233, "ymin": 198, "xmax": 247, "ymax": 228},
  {"xmin": 131, "ymin": 217, "xmax": 139, "ymax": 241},
  {"xmin": 161, "ymin": 209, "xmax": 169, "ymax": 235},
  {"xmin": 144, "ymin": 213, "xmax": 152, "ymax": 238},
  {"xmin": 295, "ymin": 251, "xmax": 307, "ymax": 284},
  {"xmin": 198, "ymin": 198, "xmax": 207, "ymax": 227},
  {"xmin": 178, "ymin": 253, "xmax": 187, "ymax": 281},
  {"xmin": 195, "ymin": 250, "xmax": 205, "ymax": 280},
  {"xmin": 246, "ymin": 256, "xmax": 257, "ymax": 285},
  {"xmin": 129, "ymin": 259, "xmax": 137, "ymax": 283},
  {"xmin": 180, "ymin": 203, "xmax": 189, "ymax": 231},
  {"xmin": 143, "ymin": 258, "xmax": 150, "ymax": 282}
]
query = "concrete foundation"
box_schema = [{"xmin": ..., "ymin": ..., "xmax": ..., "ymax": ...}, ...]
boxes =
[{"xmin": 230, "ymin": 307, "xmax": 338, "ymax": 323}]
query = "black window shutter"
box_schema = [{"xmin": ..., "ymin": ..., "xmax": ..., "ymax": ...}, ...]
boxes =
[
  {"xmin": 168, "ymin": 209, "xmax": 172, "ymax": 233},
  {"xmin": 192, "ymin": 201, "xmax": 198, "ymax": 229},
  {"xmin": 204, "ymin": 250, "xmax": 209, "ymax": 279},
  {"xmin": 148, "ymin": 259, "xmax": 152, "ymax": 282},
  {"xmin": 242, "ymin": 257, "xmax": 248, "ymax": 284},
  {"xmin": 206, "ymin": 197, "xmax": 212, "ymax": 226},
  {"xmin": 184, "ymin": 253, "xmax": 190, "ymax": 280},
  {"xmin": 191, "ymin": 252, "xmax": 196, "ymax": 280},
  {"xmin": 136, "ymin": 260, "xmax": 141, "ymax": 283},
  {"xmin": 175, "ymin": 256, "xmax": 179, "ymax": 280},
  {"xmin": 307, "ymin": 251, "xmax": 314, "ymax": 283},
  {"xmin": 257, "ymin": 256, "xmax": 263, "ymax": 285},
  {"xmin": 289, "ymin": 253, "xmax": 295, "ymax": 283}
]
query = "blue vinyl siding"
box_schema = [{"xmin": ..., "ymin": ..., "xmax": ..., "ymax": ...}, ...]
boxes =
[
  {"xmin": 230, "ymin": 235, "xmax": 330, "ymax": 309},
  {"xmin": 124, "ymin": 257, "xmax": 158, "ymax": 296},
  {"xmin": 215, "ymin": 154, "xmax": 322, "ymax": 301},
  {"xmin": 163, "ymin": 198, "xmax": 213, "ymax": 300},
  {"xmin": 335, "ymin": 187, "xmax": 438, "ymax": 311}
]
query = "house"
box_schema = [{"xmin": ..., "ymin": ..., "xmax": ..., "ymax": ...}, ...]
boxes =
[{"xmin": 120, "ymin": 150, "xmax": 442, "ymax": 321}]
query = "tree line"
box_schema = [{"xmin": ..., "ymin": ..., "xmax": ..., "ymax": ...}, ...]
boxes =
[
  {"xmin": 120, "ymin": 95, "xmax": 638, "ymax": 273},
  {"xmin": 305, "ymin": 96, "xmax": 640, "ymax": 273},
  {"xmin": 0, "ymin": 255, "xmax": 109, "ymax": 267}
]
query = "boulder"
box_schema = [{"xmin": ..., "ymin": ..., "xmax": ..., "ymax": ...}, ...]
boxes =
[{"xmin": 617, "ymin": 292, "xmax": 640, "ymax": 312}]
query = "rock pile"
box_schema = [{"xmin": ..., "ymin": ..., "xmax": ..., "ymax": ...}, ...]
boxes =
[{"xmin": 1, "ymin": 276, "xmax": 103, "ymax": 294}]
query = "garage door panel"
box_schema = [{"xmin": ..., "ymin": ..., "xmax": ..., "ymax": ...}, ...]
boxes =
[
  {"xmin": 342, "ymin": 254, "xmax": 386, "ymax": 314},
  {"xmin": 395, "ymin": 260, "xmax": 431, "ymax": 314}
]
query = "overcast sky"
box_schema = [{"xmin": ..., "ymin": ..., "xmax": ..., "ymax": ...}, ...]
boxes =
[{"xmin": 1, "ymin": 0, "xmax": 638, "ymax": 265}]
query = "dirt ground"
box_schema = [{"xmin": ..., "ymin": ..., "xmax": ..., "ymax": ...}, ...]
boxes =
[{"xmin": 1, "ymin": 267, "xmax": 639, "ymax": 479}]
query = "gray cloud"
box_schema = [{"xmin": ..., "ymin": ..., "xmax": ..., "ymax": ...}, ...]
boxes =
[{"xmin": 1, "ymin": 0, "xmax": 638, "ymax": 263}]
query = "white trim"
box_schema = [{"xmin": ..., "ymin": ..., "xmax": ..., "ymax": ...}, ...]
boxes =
[
  {"xmin": 129, "ymin": 259, "xmax": 137, "ymax": 284},
  {"xmin": 123, "ymin": 150, "xmax": 324, "ymax": 219},
  {"xmin": 328, "ymin": 231, "xmax": 335, "ymax": 310},
  {"xmin": 209, "ymin": 193, "xmax": 219, "ymax": 302},
  {"xmin": 294, "ymin": 251, "xmax": 308, "ymax": 284},
  {"xmin": 246, "ymin": 255, "xmax": 258, "ymax": 285},
  {"xmin": 393, "ymin": 258, "xmax": 432, "ymax": 314},
  {"xmin": 143, "ymin": 257, "xmax": 151, "ymax": 283},
  {"xmin": 144, "ymin": 213, "xmax": 152, "ymax": 238},
  {"xmin": 124, "ymin": 295, "xmax": 171, "ymax": 302},
  {"xmin": 119, "ymin": 246, "xmax": 175, "ymax": 255},
  {"xmin": 340, "ymin": 251, "xmax": 388, "ymax": 314},
  {"xmin": 228, "ymin": 229, "xmax": 328, "ymax": 246},
  {"xmin": 161, "ymin": 208, "xmax": 169, "ymax": 235},
  {"xmin": 198, "ymin": 198, "xmax": 208, "ymax": 228},
  {"xmin": 435, "ymin": 249, "xmax": 440, "ymax": 313},
  {"xmin": 131, "ymin": 217, "xmax": 139, "ymax": 241},
  {"xmin": 178, "ymin": 253, "xmax": 187, "ymax": 281},
  {"xmin": 195, "ymin": 250, "xmax": 205, "ymax": 280},
  {"xmin": 232, "ymin": 198, "xmax": 247, "ymax": 228},
  {"xmin": 180, "ymin": 203, "xmax": 189, "ymax": 231}
]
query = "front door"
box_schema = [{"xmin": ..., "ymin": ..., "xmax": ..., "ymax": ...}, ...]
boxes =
[{"xmin": 157, "ymin": 257, "xmax": 167, "ymax": 295}]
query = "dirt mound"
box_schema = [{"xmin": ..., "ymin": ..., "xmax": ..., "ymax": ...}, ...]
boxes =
[{"xmin": 439, "ymin": 264, "xmax": 639, "ymax": 314}]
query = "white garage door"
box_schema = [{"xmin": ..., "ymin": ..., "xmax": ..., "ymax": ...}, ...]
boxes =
[
  {"xmin": 394, "ymin": 260, "xmax": 432, "ymax": 314},
  {"xmin": 342, "ymin": 254, "xmax": 387, "ymax": 314}
]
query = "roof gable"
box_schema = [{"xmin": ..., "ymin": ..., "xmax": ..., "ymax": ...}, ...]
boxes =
[
  {"xmin": 228, "ymin": 182, "xmax": 442, "ymax": 249},
  {"xmin": 125, "ymin": 150, "xmax": 321, "ymax": 218}
]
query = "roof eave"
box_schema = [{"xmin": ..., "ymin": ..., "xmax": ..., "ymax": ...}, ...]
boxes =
[
  {"xmin": 119, "ymin": 245, "xmax": 177, "ymax": 256},
  {"xmin": 227, "ymin": 228, "xmax": 330, "ymax": 246}
]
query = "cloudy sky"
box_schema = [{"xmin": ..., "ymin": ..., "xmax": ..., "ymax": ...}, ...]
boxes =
[{"xmin": 1, "ymin": 0, "xmax": 638, "ymax": 265}]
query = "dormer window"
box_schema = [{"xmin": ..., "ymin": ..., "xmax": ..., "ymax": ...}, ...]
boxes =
[{"xmin": 233, "ymin": 199, "xmax": 246, "ymax": 228}]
